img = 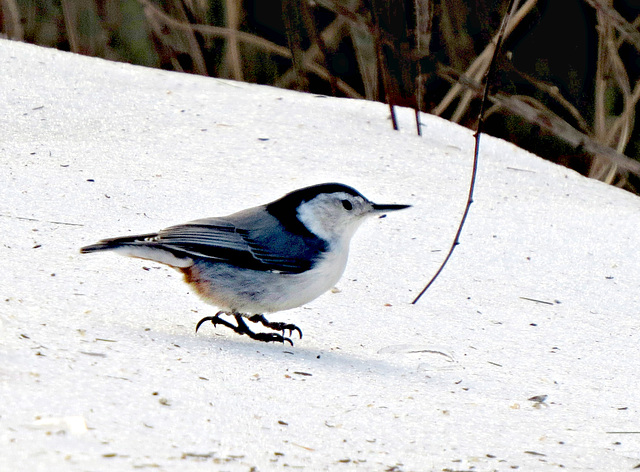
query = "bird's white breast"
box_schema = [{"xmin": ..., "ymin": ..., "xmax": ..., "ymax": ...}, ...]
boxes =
[
  {"xmin": 275, "ymin": 243, "xmax": 349, "ymax": 311},
  {"xmin": 183, "ymin": 242, "xmax": 350, "ymax": 314}
]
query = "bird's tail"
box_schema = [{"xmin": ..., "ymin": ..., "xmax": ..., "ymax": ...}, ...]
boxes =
[
  {"xmin": 79, "ymin": 233, "xmax": 159, "ymax": 254},
  {"xmin": 80, "ymin": 233, "xmax": 193, "ymax": 268}
]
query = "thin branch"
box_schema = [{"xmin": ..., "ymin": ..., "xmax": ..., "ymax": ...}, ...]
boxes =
[
  {"xmin": 413, "ymin": 0, "xmax": 519, "ymax": 304},
  {"xmin": 414, "ymin": 0, "xmax": 433, "ymax": 135}
]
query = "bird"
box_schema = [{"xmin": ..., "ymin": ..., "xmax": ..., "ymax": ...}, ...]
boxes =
[{"xmin": 80, "ymin": 183, "xmax": 410, "ymax": 345}]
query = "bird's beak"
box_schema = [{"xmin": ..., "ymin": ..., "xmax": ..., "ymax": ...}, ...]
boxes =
[{"xmin": 371, "ymin": 203, "xmax": 411, "ymax": 213}]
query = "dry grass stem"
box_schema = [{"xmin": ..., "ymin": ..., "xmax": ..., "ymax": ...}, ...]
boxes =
[
  {"xmin": 433, "ymin": 0, "xmax": 537, "ymax": 119},
  {"xmin": 138, "ymin": 0, "xmax": 359, "ymax": 96},
  {"xmin": 2, "ymin": 0, "xmax": 24, "ymax": 40},
  {"xmin": 60, "ymin": 0, "xmax": 80, "ymax": 54},
  {"xmin": 589, "ymin": 0, "xmax": 638, "ymax": 182},
  {"xmin": 496, "ymin": 92, "xmax": 640, "ymax": 177},
  {"xmin": 139, "ymin": 0, "xmax": 289, "ymax": 58},
  {"xmin": 4, "ymin": 0, "xmax": 638, "ymax": 189},
  {"xmin": 443, "ymin": 69, "xmax": 640, "ymax": 178},
  {"xmin": 277, "ymin": 16, "xmax": 362, "ymax": 98},
  {"xmin": 224, "ymin": 0, "xmax": 243, "ymax": 80},
  {"xmin": 516, "ymin": 71, "xmax": 590, "ymax": 132},
  {"xmin": 171, "ymin": 0, "xmax": 207, "ymax": 75},
  {"xmin": 583, "ymin": 0, "xmax": 640, "ymax": 53}
]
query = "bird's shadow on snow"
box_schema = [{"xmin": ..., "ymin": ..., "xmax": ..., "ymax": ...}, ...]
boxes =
[{"xmin": 146, "ymin": 327, "xmax": 457, "ymax": 381}]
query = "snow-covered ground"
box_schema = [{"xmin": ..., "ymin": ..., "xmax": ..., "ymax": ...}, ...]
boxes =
[{"xmin": 2, "ymin": 38, "xmax": 640, "ymax": 471}]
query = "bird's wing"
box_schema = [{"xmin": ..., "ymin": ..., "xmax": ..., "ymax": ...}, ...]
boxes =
[{"xmin": 156, "ymin": 214, "xmax": 325, "ymax": 273}]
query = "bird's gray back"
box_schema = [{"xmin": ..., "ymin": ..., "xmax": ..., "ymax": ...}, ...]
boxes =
[{"xmin": 157, "ymin": 205, "xmax": 327, "ymax": 274}]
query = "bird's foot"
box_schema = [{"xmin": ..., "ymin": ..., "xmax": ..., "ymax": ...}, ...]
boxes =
[
  {"xmin": 195, "ymin": 312, "xmax": 295, "ymax": 346},
  {"xmin": 248, "ymin": 314, "xmax": 303, "ymax": 339},
  {"xmin": 195, "ymin": 311, "xmax": 236, "ymax": 333}
]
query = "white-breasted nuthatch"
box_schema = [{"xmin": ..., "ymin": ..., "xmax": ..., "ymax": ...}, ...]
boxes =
[{"xmin": 80, "ymin": 183, "xmax": 410, "ymax": 344}]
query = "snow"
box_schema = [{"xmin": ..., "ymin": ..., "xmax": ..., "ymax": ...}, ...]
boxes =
[{"xmin": 2, "ymin": 38, "xmax": 640, "ymax": 471}]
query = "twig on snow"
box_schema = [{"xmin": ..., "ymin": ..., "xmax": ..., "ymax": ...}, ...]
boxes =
[{"xmin": 412, "ymin": 0, "xmax": 519, "ymax": 304}]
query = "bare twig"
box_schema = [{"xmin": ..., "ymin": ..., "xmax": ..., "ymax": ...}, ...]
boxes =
[
  {"xmin": 367, "ymin": 0, "xmax": 422, "ymax": 133},
  {"xmin": 413, "ymin": 0, "xmax": 519, "ymax": 304},
  {"xmin": 520, "ymin": 297, "xmax": 554, "ymax": 305},
  {"xmin": 366, "ymin": 0, "xmax": 399, "ymax": 130},
  {"xmin": 414, "ymin": 0, "xmax": 433, "ymax": 136}
]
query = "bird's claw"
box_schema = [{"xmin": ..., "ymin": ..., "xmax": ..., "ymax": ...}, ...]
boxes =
[
  {"xmin": 195, "ymin": 311, "xmax": 235, "ymax": 333},
  {"xmin": 250, "ymin": 331, "xmax": 294, "ymax": 346},
  {"xmin": 247, "ymin": 314, "xmax": 303, "ymax": 339},
  {"xmin": 195, "ymin": 312, "xmax": 297, "ymax": 346}
]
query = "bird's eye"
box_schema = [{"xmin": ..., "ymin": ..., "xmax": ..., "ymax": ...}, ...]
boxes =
[{"xmin": 341, "ymin": 199, "xmax": 353, "ymax": 211}]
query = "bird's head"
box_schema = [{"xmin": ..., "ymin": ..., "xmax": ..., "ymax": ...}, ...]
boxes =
[{"xmin": 267, "ymin": 183, "xmax": 410, "ymax": 246}]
